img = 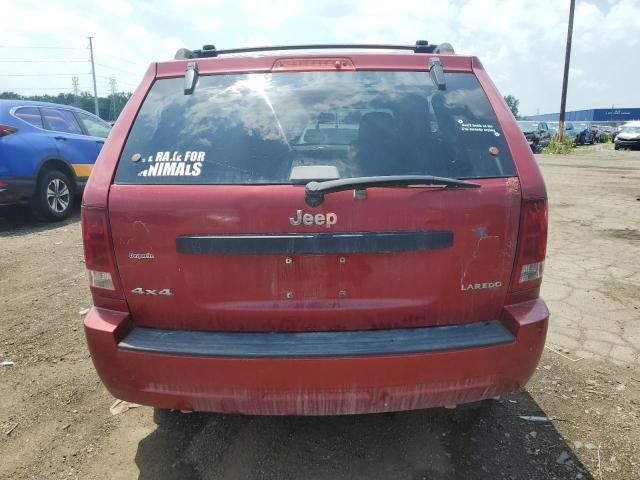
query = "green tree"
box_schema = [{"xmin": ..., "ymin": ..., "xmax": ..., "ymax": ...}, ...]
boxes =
[
  {"xmin": 0, "ymin": 91, "xmax": 22, "ymax": 100},
  {"xmin": 503, "ymin": 94, "xmax": 520, "ymax": 119}
]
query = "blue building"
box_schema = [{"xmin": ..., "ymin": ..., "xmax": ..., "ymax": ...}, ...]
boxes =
[{"xmin": 528, "ymin": 108, "xmax": 640, "ymax": 122}]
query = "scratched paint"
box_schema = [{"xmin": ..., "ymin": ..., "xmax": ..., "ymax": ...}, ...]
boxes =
[
  {"xmin": 108, "ymin": 177, "xmax": 520, "ymax": 332},
  {"xmin": 146, "ymin": 379, "xmax": 512, "ymax": 415}
]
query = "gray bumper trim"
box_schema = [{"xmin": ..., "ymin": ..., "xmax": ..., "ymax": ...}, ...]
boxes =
[{"xmin": 118, "ymin": 320, "xmax": 514, "ymax": 358}]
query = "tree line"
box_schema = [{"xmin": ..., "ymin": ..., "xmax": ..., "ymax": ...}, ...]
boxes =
[{"xmin": 0, "ymin": 90, "xmax": 132, "ymax": 122}]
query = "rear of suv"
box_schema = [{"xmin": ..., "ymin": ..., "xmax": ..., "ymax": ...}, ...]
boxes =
[{"xmin": 82, "ymin": 41, "xmax": 549, "ymax": 415}]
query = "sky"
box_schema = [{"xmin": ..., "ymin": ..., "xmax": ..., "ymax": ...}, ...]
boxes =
[{"xmin": 0, "ymin": 0, "xmax": 638, "ymax": 116}]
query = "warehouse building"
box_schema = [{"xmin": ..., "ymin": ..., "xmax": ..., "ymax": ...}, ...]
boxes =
[{"xmin": 528, "ymin": 107, "xmax": 640, "ymax": 122}]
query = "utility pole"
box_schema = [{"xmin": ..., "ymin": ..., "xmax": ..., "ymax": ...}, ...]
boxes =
[
  {"xmin": 558, "ymin": 0, "xmax": 575, "ymax": 142},
  {"xmin": 88, "ymin": 36, "xmax": 100, "ymax": 117},
  {"xmin": 109, "ymin": 77, "xmax": 118, "ymax": 121},
  {"xmin": 71, "ymin": 76, "xmax": 79, "ymax": 107}
]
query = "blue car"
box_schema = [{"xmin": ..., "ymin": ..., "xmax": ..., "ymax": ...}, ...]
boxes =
[{"xmin": 0, "ymin": 100, "xmax": 111, "ymax": 220}]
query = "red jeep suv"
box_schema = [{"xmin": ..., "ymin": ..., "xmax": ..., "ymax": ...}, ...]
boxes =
[{"xmin": 82, "ymin": 41, "xmax": 548, "ymax": 415}]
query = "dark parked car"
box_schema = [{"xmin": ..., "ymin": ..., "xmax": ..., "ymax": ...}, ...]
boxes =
[
  {"xmin": 572, "ymin": 122, "xmax": 591, "ymax": 145},
  {"xmin": 517, "ymin": 121, "xmax": 551, "ymax": 152},
  {"xmin": 81, "ymin": 41, "xmax": 549, "ymax": 416},
  {"xmin": 594, "ymin": 125, "xmax": 612, "ymax": 142},
  {"xmin": 0, "ymin": 100, "xmax": 111, "ymax": 219}
]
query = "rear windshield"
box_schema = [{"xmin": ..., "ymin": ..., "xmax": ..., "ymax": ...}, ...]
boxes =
[{"xmin": 115, "ymin": 71, "xmax": 516, "ymax": 184}]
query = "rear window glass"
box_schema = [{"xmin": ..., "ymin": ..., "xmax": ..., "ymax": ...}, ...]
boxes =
[
  {"xmin": 14, "ymin": 107, "xmax": 43, "ymax": 128},
  {"xmin": 115, "ymin": 71, "xmax": 516, "ymax": 184}
]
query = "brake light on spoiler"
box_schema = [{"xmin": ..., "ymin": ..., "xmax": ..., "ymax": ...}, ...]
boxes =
[{"xmin": 272, "ymin": 57, "xmax": 355, "ymax": 72}]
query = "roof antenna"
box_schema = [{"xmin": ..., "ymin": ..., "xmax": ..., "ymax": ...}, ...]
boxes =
[{"xmin": 184, "ymin": 62, "xmax": 199, "ymax": 95}]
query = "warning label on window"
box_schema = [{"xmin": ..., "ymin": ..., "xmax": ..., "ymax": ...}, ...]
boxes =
[{"xmin": 458, "ymin": 119, "xmax": 500, "ymax": 136}]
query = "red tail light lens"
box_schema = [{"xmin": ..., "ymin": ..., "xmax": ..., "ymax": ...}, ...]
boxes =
[
  {"xmin": 81, "ymin": 206, "xmax": 122, "ymax": 297},
  {"xmin": 0, "ymin": 124, "xmax": 18, "ymax": 137},
  {"xmin": 509, "ymin": 199, "xmax": 548, "ymax": 297}
]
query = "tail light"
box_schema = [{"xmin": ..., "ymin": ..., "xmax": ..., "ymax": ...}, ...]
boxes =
[
  {"xmin": 0, "ymin": 124, "xmax": 18, "ymax": 137},
  {"xmin": 508, "ymin": 199, "xmax": 548, "ymax": 302},
  {"xmin": 81, "ymin": 206, "xmax": 123, "ymax": 305}
]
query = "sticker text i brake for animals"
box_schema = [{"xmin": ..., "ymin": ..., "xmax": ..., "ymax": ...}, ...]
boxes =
[{"xmin": 137, "ymin": 151, "xmax": 205, "ymax": 177}]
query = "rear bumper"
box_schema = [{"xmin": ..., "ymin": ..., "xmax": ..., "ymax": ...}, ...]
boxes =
[{"xmin": 84, "ymin": 300, "xmax": 548, "ymax": 415}]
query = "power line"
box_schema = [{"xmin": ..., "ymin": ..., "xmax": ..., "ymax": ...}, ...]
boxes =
[
  {"xmin": 0, "ymin": 73, "xmax": 92, "ymax": 77},
  {"xmin": 0, "ymin": 59, "xmax": 88, "ymax": 63},
  {"xmin": 2, "ymin": 86, "xmax": 137, "ymax": 93},
  {"xmin": 95, "ymin": 62, "xmax": 141, "ymax": 77},
  {"xmin": 98, "ymin": 52, "xmax": 145, "ymax": 67},
  {"xmin": 1, "ymin": 87, "xmax": 74, "ymax": 90},
  {"xmin": 0, "ymin": 45, "xmax": 87, "ymax": 50}
]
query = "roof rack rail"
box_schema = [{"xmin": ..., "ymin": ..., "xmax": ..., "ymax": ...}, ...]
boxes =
[{"xmin": 174, "ymin": 40, "xmax": 454, "ymax": 60}]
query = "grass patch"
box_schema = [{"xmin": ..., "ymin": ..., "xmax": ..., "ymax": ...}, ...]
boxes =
[{"xmin": 542, "ymin": 134, "xmax": 575, "ymax": 154}]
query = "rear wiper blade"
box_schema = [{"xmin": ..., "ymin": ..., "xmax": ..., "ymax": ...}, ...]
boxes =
[{"xmin": 304, "ymin": 175, "xmax": 480, "ymax": 206}]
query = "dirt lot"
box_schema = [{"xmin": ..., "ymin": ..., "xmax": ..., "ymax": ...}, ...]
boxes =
[{"xmin": 1, "ymin": 147, "xmax": 639, "ymax": 480}]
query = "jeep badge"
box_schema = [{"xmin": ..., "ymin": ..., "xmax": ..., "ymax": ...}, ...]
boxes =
[{"xmin": 289, "ymin": 209, "xmax": 337, "ymax": 228}]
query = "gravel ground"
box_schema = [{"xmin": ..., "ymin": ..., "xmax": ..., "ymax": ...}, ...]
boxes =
[{"xmin": 1, "ymin": 147, "xmax": 638, "ymax": 479}]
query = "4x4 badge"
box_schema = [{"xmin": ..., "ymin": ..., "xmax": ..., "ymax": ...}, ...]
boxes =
[
  {"xmin": 290, "ymin": 209, "xmax": 337, "ymax": 228},
  {"xmin": 131, "ymin": 288, "xmax": 172, "ymax": 296}
]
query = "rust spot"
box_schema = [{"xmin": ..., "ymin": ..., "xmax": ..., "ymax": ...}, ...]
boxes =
[
  {"xmin": 506, "ymin": 177, "xmax": 521, "ymax": 195},
  {"xmin": 488, "ymin": 146, "xmax": 499, "ymax": 156}
]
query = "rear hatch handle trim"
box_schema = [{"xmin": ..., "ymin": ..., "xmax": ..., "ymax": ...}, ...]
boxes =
[{"xmin": 176, "ymin": 230, "xmax": 454, "ymax": 255}]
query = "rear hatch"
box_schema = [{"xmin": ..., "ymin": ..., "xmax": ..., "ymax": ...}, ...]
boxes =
[{"xmin": 108, "ymin": 68, "xmax": 521, "ymax": 332}]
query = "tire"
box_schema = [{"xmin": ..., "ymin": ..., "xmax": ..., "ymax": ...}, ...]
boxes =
[{"xmin": 32, "ymin": 170, "xmax": 75, "ymax": 221}]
